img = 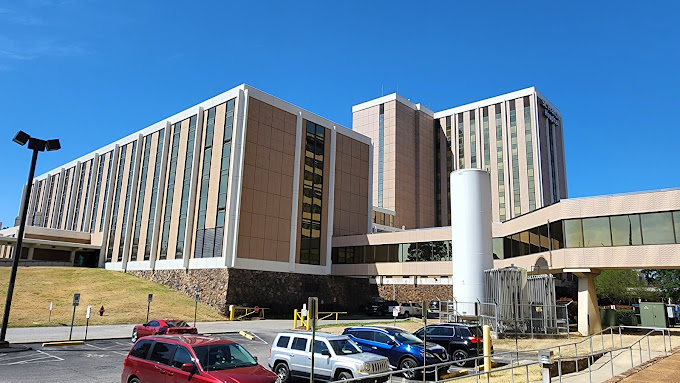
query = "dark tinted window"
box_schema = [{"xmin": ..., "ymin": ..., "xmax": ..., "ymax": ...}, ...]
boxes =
[
  {"xmin": 276, "ymin": 336, "xmax": 291, "ymax": 348},
  {"xmin": 170, "ymin": 347, "xmax": 193, "ymax": 368},
  {"xmin": 427, "ymin": 327, "xmax": 453, "ymax": 336},
  {"xmin": 149, "ymin": 342, "xmax": 177, "ymax": 365},
  {"xmin": 351, "ymin": 330, "xmax": 374, "ymax": 341},
  {"xmin": 148, "ymin": 320, "xmax": 160, "ymax": 327},
  {"xmin": 291, "ymin": 337, "xmax": 308, "ymax": 351},
  {"xmin": 374, "ymin": 332, "xmax": 392, "ymax": 344},
  {"xmin": 130, "ymin": 340, "xmax": 153, "ymax": 359},
  {"xmin": 166, "ymin": 320, "xmax": 188, "ymax": 328},
  {"xmin": 314, "ymin": 340, "xmax": 329, "ymax": 355}
]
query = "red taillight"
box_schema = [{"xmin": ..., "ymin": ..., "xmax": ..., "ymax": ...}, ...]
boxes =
[
  {"xmin": 123, "ymin": 358, "xmax": 128, "ymax": 368},
  {"xmin": 469, "ymin": 336, "xmax": 479, "ymax": 344}
]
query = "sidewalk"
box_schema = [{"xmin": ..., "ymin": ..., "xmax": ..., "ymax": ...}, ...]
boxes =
[
  {"xmin": 617, "ymin": 351, "xmax": 680, "ymax": 382},
  {"xmin": 555, "ymin": 349, "xmax": 666, "ymax": 383},
  {"xmin": 4, "ymin": 317, "xmax": 379, "ymax": 344}
]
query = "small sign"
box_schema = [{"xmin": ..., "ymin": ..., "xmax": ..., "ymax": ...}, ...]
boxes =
[
  {"xmin": 195, "ymin": 294, "xmax": 200, "ymax": 302},
  {"xmin": 73, "ymin": 293, "xmax": 80, "ymax": 307},
  {"xmin": 392, "ymin": 306, "xmax": 400, "ymax": 317},
  {"xmin": 86, "ymin": 305, "xmax": 91, "ymax": 319},
  {"xmin": 254, "ymin": 306, "xmax": 260, "ymax": 314},
  {"xmin": 301, "ymin": 303, "xmax": 308, "ymax": 317},
  {"xmin": 148, "ymin": 294, "xmax": 153, "ymax": 303},
  {"xmin": 49, "ymin": 301, "xmax": 53, "ymax": 311}
]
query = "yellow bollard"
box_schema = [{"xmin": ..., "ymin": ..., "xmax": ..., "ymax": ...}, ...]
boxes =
[
  {"xmin": 483, "ymin": 325, "xmax": 492, "ymax": 372},
  {"xmin": 229, "ymin": 305, "xmax": 235, "ymax": 321},
  {"xmin": 305, "ymin": 311, "xmax": 310, "ymax": 330},
  {"xmin": 294, "ymin": 309, "xmax": 298, "ymax": 329}
]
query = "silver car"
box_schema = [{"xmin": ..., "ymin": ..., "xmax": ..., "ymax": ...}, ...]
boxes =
[{"xmin": 269, "ymin": 332, "xmax": 390, "ymax": 383}]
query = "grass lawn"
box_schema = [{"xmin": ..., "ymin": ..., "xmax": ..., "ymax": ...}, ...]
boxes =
[{"xmin": 0, "ymin": 267, "xmax": 226, "ymax": 327}]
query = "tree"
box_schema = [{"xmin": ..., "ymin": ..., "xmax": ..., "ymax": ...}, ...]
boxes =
[
  {"xmin": 648, "ymin": 270, "xmax": 680, "ymax": 302},
  {"xmin": 595, "ymin": 269, "xmax": 655, "ymax": 304}
]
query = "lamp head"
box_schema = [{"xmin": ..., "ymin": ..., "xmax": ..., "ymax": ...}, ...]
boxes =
[
  {"xmin": 46, "ymin": 139, "xmax": 61, "ymax": 151},
  {"xmin": 13, "ymin": 131, "xmax": 30, "ymax": 146},
  {"xmin": 27, "ymin": 138, "xmax": 46, "ymax": 151}
]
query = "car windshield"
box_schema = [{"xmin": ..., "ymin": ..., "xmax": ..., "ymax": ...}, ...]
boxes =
[
  {"xmin": 329, "ymin": 339, "xmax": 362, "ymax": 355},
  {"xmin": 166, "ymin": 320, "xmax": 188, "ymax": 328},
  {"xmin": 391, "ymin": 331, "xmax": 423, "ymax": 345},
  {"xmin": 193, "ymin": 343, "xmax": 258, "ymax": 371}
]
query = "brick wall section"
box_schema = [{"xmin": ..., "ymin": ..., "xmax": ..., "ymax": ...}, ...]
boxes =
[
  {"xmin": 131, "ymin": 268, "xmax": 379, "ymax": 315},
  {"xmin": 333, "ymin": 134, "xmax": 370, "ymax": 236},
  {"xmin": 239, "ymin": 98, "xmax": 297, "ymax": 262},
  {"xmin": 377, "ymin": 284, "xmax": 453, "ymax": 303}
]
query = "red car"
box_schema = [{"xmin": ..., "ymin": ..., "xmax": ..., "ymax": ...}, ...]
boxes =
[
  {"xmin": 131, "ymin": 319, "xmax": 198, "ymax": 342},
  {"xmin": 122, "ymin": 335, "xmax": 278, "ymax": 383}
]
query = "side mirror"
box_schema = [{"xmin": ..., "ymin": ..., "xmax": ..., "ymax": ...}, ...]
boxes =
[
  {"xmin": 142, "ymin": 323, "xmax": 148, "ymax": 327},
  {"xmin": 181, "ymin": 363, "xmax": 196, "ymax": 373},
  {"xmin": 321, "ymin": 350, "xmax": 331, "ymax": 357},
  {"xmin": 254, "ymin": 356, "xmax": 258, "ymax": 362},
  {"xmin": 388, "ymin": 340, "xmax": 397, "ymax": 347}
]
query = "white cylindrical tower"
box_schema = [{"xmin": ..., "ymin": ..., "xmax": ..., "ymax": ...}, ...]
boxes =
[{"xmin": 450, "ymin": 169, "xmax": 493, "ymax": 317}]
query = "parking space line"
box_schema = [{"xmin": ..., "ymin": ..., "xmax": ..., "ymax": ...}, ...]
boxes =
[
  {"xmin": 86, "ymin": 343, "xmax": 129, "ymax": 356},
  {"xmin": 0, "ymin": 350, "xmax": 63, "ymax": 365},
  {"xmin": 250, "ymin": 332, "xmax": 268, "ymax": 344}
]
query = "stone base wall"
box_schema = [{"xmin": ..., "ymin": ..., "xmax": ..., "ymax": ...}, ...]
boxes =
[
  {"xmin": 376, "ymin": 284, "xmax": 453, "ymax": 303},
  {"xmin": 129, "ymin": 268, "xmax": 378, "ymax": 316},
  {"xmin": 129, "ymin": 269, "xmax": 229, "ymax": 315},
  {"xmin": 225, "ymin": 268, "xmax": 378, "ymax": 314}
]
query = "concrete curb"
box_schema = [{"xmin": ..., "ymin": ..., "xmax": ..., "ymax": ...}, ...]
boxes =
[
  {"xmin": 42, "ymin": 340, "xmax": 84, "ymax": 347},
  {"xmin": 239, "ymin": 331, "xmax": 255, "ymax": 340}
]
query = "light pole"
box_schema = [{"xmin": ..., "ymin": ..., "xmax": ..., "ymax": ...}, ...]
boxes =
[{"xmin": 0, "ymin": 131, "xmax": 60, "ymax": 347}]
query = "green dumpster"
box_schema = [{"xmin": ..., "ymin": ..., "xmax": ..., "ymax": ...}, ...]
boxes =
[{"xmin": 600, "ymin": 308, "xmax": 618, "ymax": 327}]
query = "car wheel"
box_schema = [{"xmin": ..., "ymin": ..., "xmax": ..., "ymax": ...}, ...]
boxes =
[
  {"xmin": 128, "ymin": 377, "xmax": 141, "ymax": 383},
  {"xmin": 337, "ymin": 371, "xmax": 353, "ymax": 381},
  {"xmin": 274, "ymin": 362, "xmax": 290, "ymax": 383},
  {"xmin": 131, "ymin": 329, "xmax": 138, "ymax": 343},
  {"xmin": 399, "ymin": 357, "xmax": 419, "ymax": 379},
  {"xmin": 452, "ymin": 349, "xmax": 469, "ymax": 367}
]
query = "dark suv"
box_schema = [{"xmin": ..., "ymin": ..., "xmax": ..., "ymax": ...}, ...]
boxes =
[
  {"xmin": 364, "ymin": 300, "xmax": 398, "ymax": 316},
  {"xmin": 342, "ymin": 326, "xmax": 448, "ymax": 379},
  {"xmin": 413, "ymin": 323, "xmax": 491, "ymax": 367}
]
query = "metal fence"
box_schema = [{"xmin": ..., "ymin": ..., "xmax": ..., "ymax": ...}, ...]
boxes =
[
  {"xmin": 479, "ymin": 302, "xmax": 571, "ymax": 338},
  {"xmin": 328, "ymin": 325, "xmax": 673, "ymax": 383}
]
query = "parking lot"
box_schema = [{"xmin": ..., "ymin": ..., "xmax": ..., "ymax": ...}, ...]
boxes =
[{"xmin": 0, "ymin": 327, "xmax": 472, "ymax": 383}]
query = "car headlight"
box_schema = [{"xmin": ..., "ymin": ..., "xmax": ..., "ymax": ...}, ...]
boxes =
[
  {"xmin": 357, "ymin": 362, "xmax": 370, "ymax": 373},
  {"xmin": 420, "ymin": 350, "xmax": 434, "ymax": 358}
]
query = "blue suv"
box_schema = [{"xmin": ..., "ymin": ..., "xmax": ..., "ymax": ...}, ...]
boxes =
[{"xmin": 342, "ymin": 326, "xmax": 448, "ymax": 379}]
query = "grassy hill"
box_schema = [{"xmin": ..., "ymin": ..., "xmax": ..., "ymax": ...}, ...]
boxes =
[{"xmin": 0, "ymin": 267, "xmax": 225, "ymax": 327}]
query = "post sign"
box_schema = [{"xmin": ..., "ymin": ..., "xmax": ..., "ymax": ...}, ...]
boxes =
[
  {"xmin": 148, "ymin": 294, "xmax": 153, "ymax": 303},
  {"xmin": 49, "ymin": 301, "xmax": 53, "ymax": 311},
  {"xmin": 73, "ymin": 293, "xmax": 80, "ymax": 307},
  {"xmin": 392, "ymin": 306, "xmax": 400, "ymax": 317},
  {"xmin": 86, "ymin": 305, "xmax": 91, "ymax": 319},
  {"xmin": 195, "ymin": 294, "xmax": 200, "ymax": 302},
  {"xmin": 301, "ymin": 303, "xmax": 308, "ymax": 317}
]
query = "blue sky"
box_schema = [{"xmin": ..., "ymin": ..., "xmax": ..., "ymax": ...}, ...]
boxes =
[{"xmin": 0, "ymin": 1, "xmax": 678, "ymax": 227}]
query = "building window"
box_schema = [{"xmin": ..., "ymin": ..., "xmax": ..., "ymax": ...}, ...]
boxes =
[
  {"xmin": 117, "ymin": 141, "xmax": 138, "ymax": 261},
  {"xmin": 457, "ymin": 113, "xmax": 465, "ymax": 169},
  {"xmin": 144, "ymin": 129, "xmax": 165, "ymax": 260},
  {"xmin": 71, "ymin": 163, "xmax": 88, "ymax": 231},
  {"xmin": 495, "ymin": 104, "xmax": 506, "ymax": 221},
  {"xmin": 79, "ymin": 161, "xmax": 94, "ymax": 232},
  {"xmin": 563, "ymin": 219, "xmax": 583, "ymax": 248},
  {"xmin": 159, "ymin": 121, "xmax": 182, "ymax": 260},
  {"xmin": 610, "ymin": 214, "xmax": 642, "ymax": 246},
  {"xmin": 524, "ymin": 96, "xmax": 536, "ymax": 211},
  {"xmin": 130, "ymin": 135, "xmax": 152, "ymax": 259},
  {"xmin": 509, "ymin": 100, "xmax": 520, "ymax": 216},
  {"xmin": 469, "ymin": 111, "xmax": 477, "ymax": 168},
  {"xmin": 106, "ymin": 145, "xmax": 127, "ymax": 262},
  {"xmin": 582, "ymin": 217, "xmax": 612, "ymax": 247},
  {"xmin": 89, "ymin": 158, "xmax": 105, "ymax": 233},
  {"xmin": 175, "ymin": 115, "xmax": 197, "ymax": 259},
  {"xmin": 483, "ymin": 107, "xmax": 490, "ymax": 169},
  {"xmin": 300, "ymin": 121, "xmax": 325, "ymax": 265},
  {"xmin": 195, "ymin": 99, "xmax": 235, "ymax": 259},
  {"xmin": 378, "ymin": 104, "xmax": 384, "ymax": 208},
  {"xmin": 640, "ymin": 212, "xmax": 675, "ymax": 245},
  {"xmin": 44, "ymin": 175, "xmax": 56, "ymax": 227},
  {"xmin": 56, "ymin": 169, "xmax": 71, "ymax": 229}
]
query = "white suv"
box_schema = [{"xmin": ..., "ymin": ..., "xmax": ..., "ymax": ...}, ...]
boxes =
[{"xmin": 269, "ymin": 332, "xmax": 390, "ymax": 383}]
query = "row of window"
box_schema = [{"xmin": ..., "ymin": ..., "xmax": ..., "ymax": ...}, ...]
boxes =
[
  {"xmin": 300, "ymin": 121, "xmax": 325, "ymax": 265},
  {"xmin": 332, "ymin": 241, "xmax": 453, "ymax": 264},
  {"xmin": 377, "ymin": 104, "xmax": 384, "ymax": 208},
  {"xmin": 372, "ymin": 211, "xmax": 395, "ymax": 227},
  {"xmin": 496, "ymin": 210, "xmax": 680, "ymax": 259}
]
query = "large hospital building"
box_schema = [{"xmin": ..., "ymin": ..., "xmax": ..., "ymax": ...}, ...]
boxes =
[{"xmin": 2, "ymin": 83, "xmax": 679, "ymax": 335}]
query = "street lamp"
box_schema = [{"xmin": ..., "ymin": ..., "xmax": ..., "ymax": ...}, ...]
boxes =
[{"xmin": 0, "ymin": 131, "xmax": 60, "ymax": 347}]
